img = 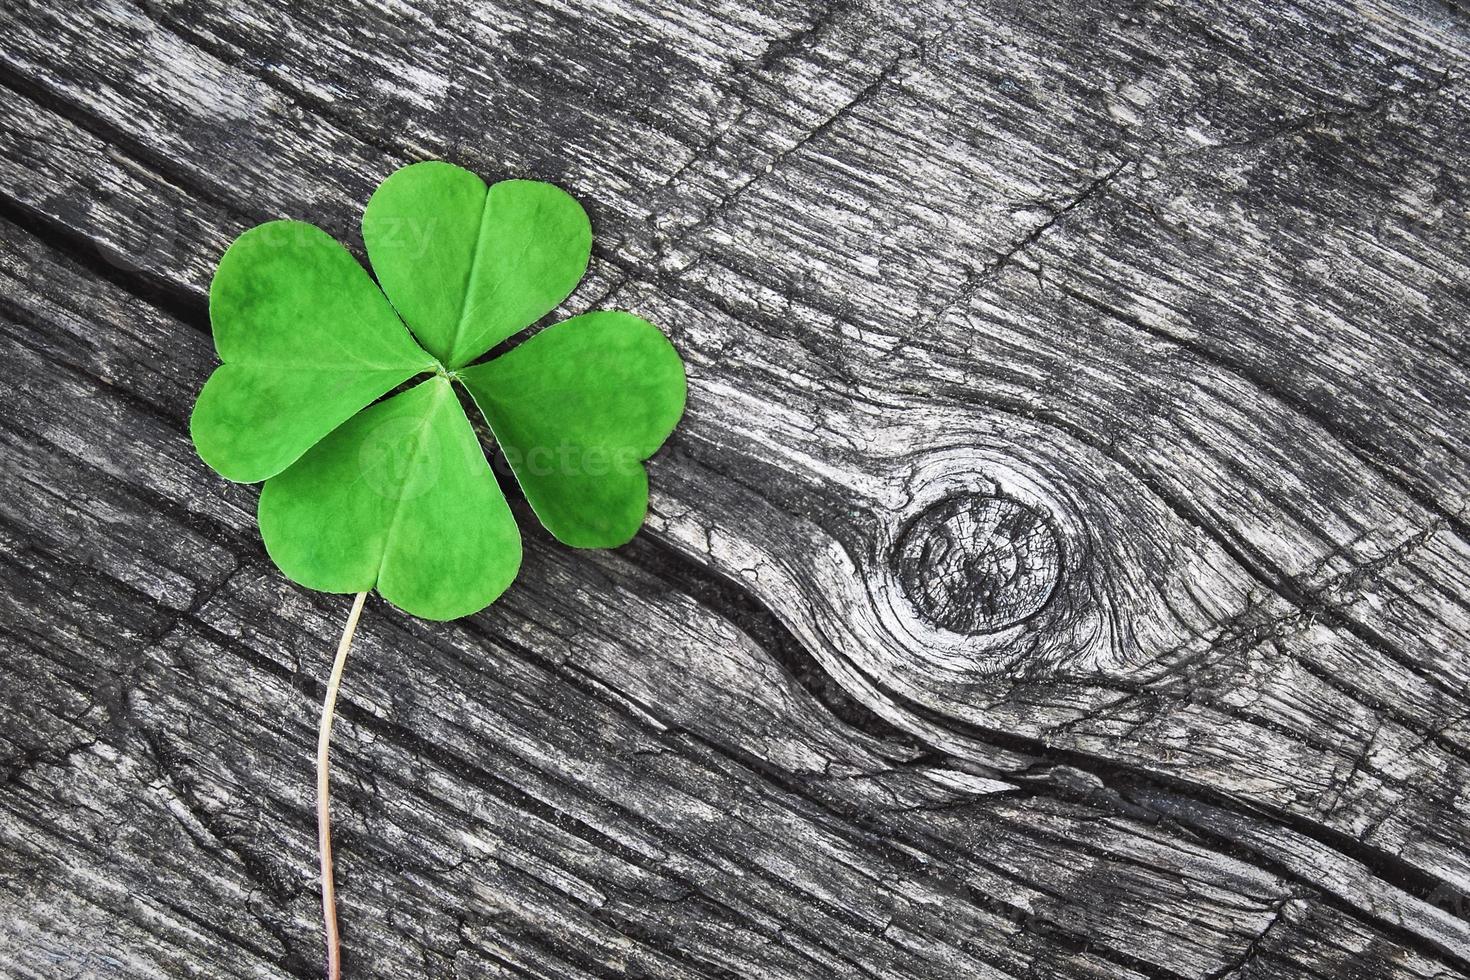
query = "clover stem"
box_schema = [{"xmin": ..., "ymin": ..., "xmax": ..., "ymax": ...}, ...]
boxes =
[{"xmin": 318, "ymin": 590, "xmax": 368, "ymax": 980}]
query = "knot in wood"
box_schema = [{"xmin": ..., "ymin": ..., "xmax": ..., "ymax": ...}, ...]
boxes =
[{"xmin": 893, "ymin": 493, "xmax": 1061, "ymax": 634}]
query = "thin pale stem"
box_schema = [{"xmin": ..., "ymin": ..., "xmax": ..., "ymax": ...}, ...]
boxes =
[{"xmin": 318, "ymin": 590, "xmax": 368, "ymax": 980}]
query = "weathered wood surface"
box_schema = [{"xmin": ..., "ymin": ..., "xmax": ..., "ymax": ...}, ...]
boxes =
[{"xmin": 3, "ymin": 0, "xmax": 1470, "ymax": 976}]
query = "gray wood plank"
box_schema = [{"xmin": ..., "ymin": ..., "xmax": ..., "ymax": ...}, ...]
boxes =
[{"xmin": 2, "ymin": 0, "xmax": 1470, "ymax": 976}]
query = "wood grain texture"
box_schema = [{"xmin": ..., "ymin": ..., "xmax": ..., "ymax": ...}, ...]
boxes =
[{"xmin": 2, "ymin": 0, "xmax": 1469, "ymax": 977}]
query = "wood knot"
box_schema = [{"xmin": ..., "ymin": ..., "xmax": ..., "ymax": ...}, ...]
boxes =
[{"xmin": 893, "ymin": 493, "xmax": 1061, "ymax": 634}]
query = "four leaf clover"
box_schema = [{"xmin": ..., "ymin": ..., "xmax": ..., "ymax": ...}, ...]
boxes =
[{"xmin": 191, "ymin": 161, "xmax": 687, "ymax": 619}]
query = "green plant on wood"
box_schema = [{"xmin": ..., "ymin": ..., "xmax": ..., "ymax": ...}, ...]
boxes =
[{"xmin": 189, "ymin": 161, "xmax": 686, "ymax": 979}]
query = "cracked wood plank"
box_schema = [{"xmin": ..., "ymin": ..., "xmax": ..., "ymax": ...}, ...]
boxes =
[{"xmin": 2, "ymin": 0, "xmax": 1470, "ymax": 977}]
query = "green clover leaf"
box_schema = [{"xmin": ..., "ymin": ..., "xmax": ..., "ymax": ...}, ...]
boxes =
[{"xmin": 190, "ymin": 161, "xmax": 687, "ymax": 621}]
